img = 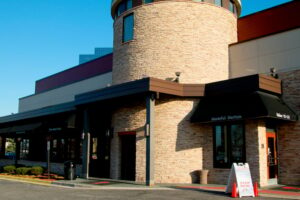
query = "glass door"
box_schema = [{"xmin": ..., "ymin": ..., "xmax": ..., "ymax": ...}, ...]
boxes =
[
  {"xmin": 89, "ymin": 134, "xmax": 111, "ymax": 178},
  {"xmin": 266, "ymin": 132, "xmax": 278, "ymax": 180}
]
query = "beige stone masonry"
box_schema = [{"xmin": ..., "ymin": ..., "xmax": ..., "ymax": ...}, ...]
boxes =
[
  {"xmin": 110, "ymin": 97, "xmax": 203, "ymax": 183},
  {"xmin": 112, "ymin": 1, "xmax": 237, "ymax": 85}
]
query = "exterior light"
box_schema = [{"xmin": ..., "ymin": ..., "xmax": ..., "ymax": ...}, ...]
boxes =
[{"xmin": 175, "ymin": 72, "xmax": 181, "ymax": 83}]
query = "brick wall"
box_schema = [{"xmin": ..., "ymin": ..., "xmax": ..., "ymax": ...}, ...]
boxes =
[{"xmin": 277, "ymin": 69, "xmax": 300, "ymax": 185}]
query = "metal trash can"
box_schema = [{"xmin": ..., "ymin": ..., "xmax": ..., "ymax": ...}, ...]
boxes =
[
  {"xmin": 199, "ymin": 169, "xmax": 209, "ymax": 184},
  {"xmin": 64, "ymin": 161, "xmax": 76, "ymax": 180}
]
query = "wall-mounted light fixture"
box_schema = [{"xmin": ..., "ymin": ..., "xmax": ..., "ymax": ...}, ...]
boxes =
[
  {"xmin": 175, "ymin": 72, "xmax": 181, "ymax": 83},
  {"xmin": 270, "ymin": 67, "xmax": 278, "ymax": 79}
]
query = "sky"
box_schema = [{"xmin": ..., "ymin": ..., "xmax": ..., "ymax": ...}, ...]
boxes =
[{"xmin": 0, "ymin": 0, "xmax": 292, "ymax": 117}]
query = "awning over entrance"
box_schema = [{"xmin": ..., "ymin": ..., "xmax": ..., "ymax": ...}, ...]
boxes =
[
  {"xmin": 190, "ymin": 91, "xmax": 298, "ymax": 123},
  {"xmin": 0, "ymin": 122, "xmax": 42, "ymax": 134}
]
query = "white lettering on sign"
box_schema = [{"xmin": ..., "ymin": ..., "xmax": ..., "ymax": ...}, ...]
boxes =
[
  {"xmin": 226, "ymin": 163, "xmax": 255, "ymax": 198},
  {"xmin": 276, "ymin": 112, "xmax": 291, "ymax": 120},
  {"xmin": 48, "ymin": 128, "xmax": 62, "ymax": 132},
  {"xmin": 211, "ymin": 115, "xmax": 242, "ymax": 121}
]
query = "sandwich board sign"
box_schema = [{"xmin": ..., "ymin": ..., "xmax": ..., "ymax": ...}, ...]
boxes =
[{"xmin": 226, "ymin": 163, "xmax": 255, "ymax": 198}]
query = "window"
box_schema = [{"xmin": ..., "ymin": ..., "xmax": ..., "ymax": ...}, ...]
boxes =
[
  {"xmin": 5, "ymin": 138, "xmax": 16, "ymax": 159},
  {"xmin": 51, "ymin": 137, "xmax": 81, "ymax": 163},
  {"xmin": 117, "ymin": 2, "xmax": 126, "ymax": 17},
  {"xmin": 123, "ymin": 13, "xmax": 134, "ymax": 42},
  {"xmin": 215, "ymin": 0, "xmax": 222, "ymax": 7},
  {"xmin": 229, "ymin": 1, "xmax": 235, "ymax": 13},
  {"xmin": 214, "ymin": 124, "xmax": 245, "ymax": 168},
  {"xmin": 116, "ymin": 0, "xmax": 133, "ymax": 17},
  {"xmin": 127, "ymin": 0, "xmax": 132, "ymax": 9},
  {"xmin": 20, "ymin": 139, "xmax": 30, "ymax": 160},
  {"xmin": 144, "ymin": 0, "xmax": 153, "ymax": 3}
]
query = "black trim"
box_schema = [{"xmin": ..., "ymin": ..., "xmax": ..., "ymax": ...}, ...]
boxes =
[
  {"xmin": 191, "ymin": 91, "xmax": 298, "ymax": 123},
  {"xmin": 0, "ymin": 102, "xmax": 76, "ymax": 124}
]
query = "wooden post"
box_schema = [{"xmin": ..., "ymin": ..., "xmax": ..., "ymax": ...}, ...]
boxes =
[
  {"xmin": 146, "ymin": 93, "xmax": 155, "ymax": 186},
  {"xmin": 82, "ymin": 109, "xmax": 90, "ymax": 179}
]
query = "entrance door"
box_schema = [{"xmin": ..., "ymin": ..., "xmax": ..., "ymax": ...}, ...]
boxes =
[
  {"xmin": 89, "ymin": 134, "xmax": 110, "ymax": 178},
  {"xmin": 120, "ymin": 133, "xmax": 136, "ymax": 181},
  {"xmin": 266, "ymin": 132, "xmax": 278, "ymax": 180}
]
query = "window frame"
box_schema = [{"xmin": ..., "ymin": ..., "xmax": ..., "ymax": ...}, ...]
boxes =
[
  {"xmin": 122, "ymin": 13, "xmax": 134, "ymax": 43},
  {"xmin": 229, "ymin": 0, "xmax": 235, "ymax": 13},
  {"xmin": 144, "ymin": 0, "xmax": 154, "ymax": 4},
  {"xmin": 215, "ymin": 0, "xmax": 222, "ymax": 7},
  {"xmin": 20, "ymin": 138, "xmax": 30, "ymax": 160},
  {"xmin": 116, "ymin": 0, "xmax": 133, "ymax": 18},
  {"xmin": 51, "ymin": 136, "xmax": 82, "ymax": 163},
  {"xmin": 213, "ymin": 123, "xmax": 246, "ymax": 168}
]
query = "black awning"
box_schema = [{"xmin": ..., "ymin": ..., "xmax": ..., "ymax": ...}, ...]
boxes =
[
  {"xmin": 0, "ymin": 122, "xmax": 42, "ymax": 134},
  {"xmin": 191, "ymin": 91, "xmax": 298, "ymax": 123}
]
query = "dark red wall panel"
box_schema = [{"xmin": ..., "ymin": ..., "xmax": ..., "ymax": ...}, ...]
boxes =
[
  {"xmin": 238, "ymin": 1, "xmax": 300, "ymax": 43},
  {"xmin": 35, "ymin": 53, "xmax": 113, "ymax": 94}
]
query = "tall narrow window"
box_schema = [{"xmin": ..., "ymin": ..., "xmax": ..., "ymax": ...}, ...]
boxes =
[
  {"xmin": 215, "ymin": 125, "xmax": 228, "ymax": 167},
  {"xmin": 127, "ymin": 0, "xmax": 133, "ymax": 9},
  {"xmin": 229, "ymin": 1, "xmax": 235, "ymax": 13},
  {"xmin": 214, "ymin": 124, "xmax": 245, "ymax": 168},
  {"xmin": 230, "ymin": 124, "xmax": 244, "ymax": 163},
  {"xmin": 20, "ymin": 139, "xmax": 30, "ymax": 160},
  {"xmin": 144, "ymin": 0, "xmax": 153, "ymax": 3},
  {"xmin": 117, "ymin": 1, "xmax": 126, "ymax": 17},
  {"xmin": 215, "ymin": 0, "xmax": 222, "ymax": 7},
  {"xmin": 123, "ymin": 13, "xmax": 134, "ymax": 42}
]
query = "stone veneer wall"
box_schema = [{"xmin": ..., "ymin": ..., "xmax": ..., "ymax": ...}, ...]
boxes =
[
  {"xmin": 112, "ymin": 1, "xmax": 237, "ymax": 85},
  {"xmin": 0, "ymin": 159, "xmax": 82, "ymax": 176},
  {"xmin": 110, "ymin": 97, "xmax": 203, "ymax": 183},
  {"xmin": 277, "ymin": 69, "xmax": 300, "ymax": 185},
  {"xmin": 245, "ymin": 120, "xmax": 268, "ymax": 187},
  {"xmin": 154, "ymin": 98, "xmax": 202, "ymax": 183},
  {"xmin": 110, "ymin": 101, "xmax": 146, "ymax": 180}
]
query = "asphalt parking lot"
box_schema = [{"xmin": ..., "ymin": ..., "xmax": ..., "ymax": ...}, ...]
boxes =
[{"xmin": 0, "ymin": 179, "xmax": 288, "ymax": 200}]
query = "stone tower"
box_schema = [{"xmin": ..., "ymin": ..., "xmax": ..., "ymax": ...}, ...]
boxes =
[
  {"xmin": 109, "ymin": 0, "xmax": 242, "ymax": 183},
  {"xmin": 111, "ymin": 0, "xmax": 241, "ymax": 85}
]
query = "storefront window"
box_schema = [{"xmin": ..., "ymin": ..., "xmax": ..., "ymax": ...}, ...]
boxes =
[
  {"xmin": 214, "ymin": 124, "xmax": 245, "ymax": 168},
  {"xmin": 5, "ymin": 138, "xmax": 16, "ymax": 159},
  {"xmin": 20, "ymin": 139, "xmax": 30, "ymax": 160},
  {"xmin": 215, "ymin": 125, "xmax": 228, "ymax": 166},
  {"xmin": 51, "ymin": 137, "xmax": 81, "ymax": 163}
]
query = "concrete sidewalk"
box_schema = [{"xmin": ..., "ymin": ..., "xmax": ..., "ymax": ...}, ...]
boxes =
[
  {"xmin": 1, "ymin": 175, "xmax": 300, "ymax": 199},
  {"xmin": 52, "ymin": 178, "xmax": 300, "ymax": 199}
]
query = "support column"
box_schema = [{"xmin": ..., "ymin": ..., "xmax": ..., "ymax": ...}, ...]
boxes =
[
  {"xmin": 14, "ymin": 137, "xmax": 20, "ymax": 166},
  {"xmin": 46, "ymin": 137, "xmax": 51, "ymax": 177},
  {"xmin": 146, "ymin": 93, "xmax": 155, "ymax": 186},
  {"xmin": 82, "ymin": 109, "xmax": 91, "ymax": 179}
]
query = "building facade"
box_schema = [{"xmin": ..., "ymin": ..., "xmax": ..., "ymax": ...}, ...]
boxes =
[{"xmin": 0, "ymin": 0, "xmax": 299, "ymax": 186}]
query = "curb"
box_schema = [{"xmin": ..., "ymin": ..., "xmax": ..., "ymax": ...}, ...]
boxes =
[
  {"xmin": 0, "ymin": 176, "xmax": 52, "ymax": 186},
  {"xmin": 51, "ymin": 181, "xmax": 176, "ymax": 190},
  {"xmin": 1, "ymin": 177, "xmax": 300, "ymax": 199}
]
